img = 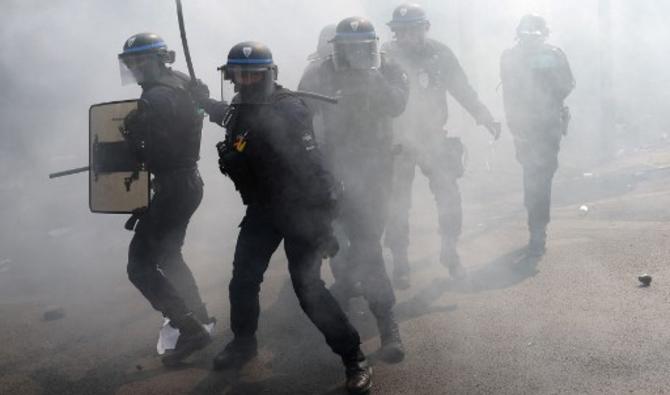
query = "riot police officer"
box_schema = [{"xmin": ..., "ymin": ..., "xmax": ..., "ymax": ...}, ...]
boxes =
[
  {"xmin": 118, "ymin": 32, "xmax": 212, "ymax": 366},
  {"xmin": 300, "ymin": 24, "xmax": 337, "ymax": 146},
  {"xmin": 500, "ymin": 15, "xmax": 575, "ymax": 256},
  {"xmin": 200, "ymin": 42, "xmax": 372, "ymax": 394},
  {"xmin": 299, "ymin": 17, "xmax": 409, "ymax": 363},
  {"xmin": 382, "ymin": 3, "xmax": 501, "ymax": 289}
]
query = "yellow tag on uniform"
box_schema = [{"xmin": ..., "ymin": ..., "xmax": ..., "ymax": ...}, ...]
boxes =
[{"xmin": 233, "ymin": 135, "xmax": 247, "ymax": 152}]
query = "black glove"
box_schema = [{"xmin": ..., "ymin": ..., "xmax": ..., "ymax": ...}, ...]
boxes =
[
  {"xmin": 188, "ymin": 79, "xmax": 210, "ymax": 107},
  {"xmin": 483, "ymin": 120, "xmax": 502, "ymax": 140},
  {"xmin": 208, "ymin": 101, "xmax": 230, "ymax": 126}
]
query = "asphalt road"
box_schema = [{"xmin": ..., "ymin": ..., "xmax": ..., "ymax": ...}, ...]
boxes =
[{"xmin": 3, "ymin": 149, "xmax": 670, "ymax": 394}]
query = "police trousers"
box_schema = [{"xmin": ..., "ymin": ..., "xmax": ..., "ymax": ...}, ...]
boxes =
[
  {"xmin": 127, "ymin": 168, "xmax": 208, "ymax": 322},
  {"xmin": 512, "ymin": 124, "xmax": 562, "ymax": 234},
  {"xmin": 229, "ymin": 205, "xmax": 361, "ymax": 358},
  {"xmin": 330, "ymin": 155, "xmax": 397, "ymax": 319},
  {"xmin": 384, "ymin": 138, "xmax": 464, "ymax": 268}
]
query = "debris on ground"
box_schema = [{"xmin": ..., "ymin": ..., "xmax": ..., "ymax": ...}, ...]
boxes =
[
  {"xmin": 579, "ymin": 205, "xmax": 589, "ymax": 216},
  {"xmin": 638, "ymin": 274, "xmax": 652, "ymax": 287},
  {"xmin": 43, "ymin": 307, "xmax": 66, "ymax": 321},
  {"xmin": 136, "ymin": 364, "xmax": 143, "ymax": 371}
]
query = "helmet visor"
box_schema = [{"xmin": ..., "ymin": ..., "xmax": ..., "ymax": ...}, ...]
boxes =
[
  {"xmin": 118, "ymin": 53, "xmax": 157, "ymax": 85},
  {"xmin": 222, "ymin": 64, "xmax": 272, "ymax": 82},
  {"xmin": 392, "ymin": 24, "xmax": 427, "ymax": 46},
  {"xmin": 333, "ymin": 40, "xmax": 381, "ymax": 71}
]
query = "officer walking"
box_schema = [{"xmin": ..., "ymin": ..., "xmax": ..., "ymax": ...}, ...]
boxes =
[
  {"xmin": 382, "ymin": 3, "xmax": 501, "ymax": 289},
  {"xmin": 118, "ymin": 33, "xmax": 212, "ymax": 366},
  {"xmin": 198, "ymin": 42, "xmax": 372, "ymax": 394},
  {"xmin": 299, "ymin": 17, "xmax": 409, "ymax": 363},
  {"xmin": 500, "ymin": 15, "xmax": 575, "ymax": 256}
]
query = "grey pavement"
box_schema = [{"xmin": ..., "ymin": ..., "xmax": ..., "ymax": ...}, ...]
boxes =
[{"xmin": 3, "ymin": 150, "xmax": 670, "ymax": 394}]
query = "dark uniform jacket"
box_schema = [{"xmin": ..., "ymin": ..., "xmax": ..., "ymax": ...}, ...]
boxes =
[
  {"xmin": 382, "ymin": 38, "xmax": 493, "ymax": 141},
  {"xmin": 127, "ymin": 69, "xmax": 203, "ymax": 173},
  {"xmin": 298, "ymin": 56, "xmax": 409, "ymax": 177},
  {"xmin": 501, "ymin": 43, "xmax": 575, "ymax": 130},
  {"xmin": 217, "ymin": 85, "xmax": 338, "ymax": 235}
]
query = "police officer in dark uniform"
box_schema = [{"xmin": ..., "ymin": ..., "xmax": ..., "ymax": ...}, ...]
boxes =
[
  {"xmin": 118, "ymin": 33, "xmax": 212, "ymax": 366},
  {"xmin": 299, "ymin": 17, "xmax": 409, "ymax": 363},
  {"xmin": 500, "ymin": 15, "xmax": 575, "ymax": 256},
  {"xmin": 198, "ymin": 42, "xmax": 372, "ymax": 394},
  {"xmin": 301, "ymin": 24, "xmax": 337, "ymax": 146},
  {"xmin": 382, "ymin": 3, "xmax": 501, "ymax": 289}
]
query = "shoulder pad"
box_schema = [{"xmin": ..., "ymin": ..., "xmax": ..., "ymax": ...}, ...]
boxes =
[
  {"xmin": 154, "ymin": 69, "xmax": 189, "ymax": 91},
  {"xmin": 548, "ymin": 45, "xmax": 567, "ymax": 56},
  {"xmin": 270, "ymin": 86, "xmax": 297, "ymax": 103},
  {"xmin": 270, "ymin": 86, "xmax": 311, "ymax": 111},
  {"xmin": 425, "ymin": 38, "xmax": 450, "ymax": 54}
]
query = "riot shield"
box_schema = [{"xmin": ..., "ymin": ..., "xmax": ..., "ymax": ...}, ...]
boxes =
[{"xmin": 89, "ymin": 100, "xmax": 150, "ymax": 213}]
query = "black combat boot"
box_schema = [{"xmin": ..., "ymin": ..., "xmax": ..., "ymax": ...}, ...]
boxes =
[
  {"xmin": 161, "ymin": 313, "xmax": 212, "ymax": 367},
  {"xmin": 441, "ymin": 238, "xmax": 466, "ymax": 280},
  {"xmin": 391, "ymin": 250, "xmax": 411, "ymax": 290},
  {"xmin": 343, "ymin": 349, "xmax": 373, "ymax": 394},
  {"xmin": 377, "ymin": 313, "xmax": 404, "ymax": 363},
  {"xmin": 212, "ymin": 336, "xmax": 257, "ymax": 371}
]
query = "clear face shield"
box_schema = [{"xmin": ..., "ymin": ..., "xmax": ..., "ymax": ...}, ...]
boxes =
[
  {"xmin": 118, "ymin": 53, "xmax": 161, "ymax": 85},
  {"xmin": 332, "ymin": 39, "xmax": 381, "ymax": 71},
  {"xmin": 392, "ymin": 24, "xmax": 428, "ymax": 49},
  {"xmin": 220, "ymin": 65, "xmax": 277, "ymax": 104},
  {"xmin": 517, "ymin": 29, "xmax": 547, "ymax": 48}
]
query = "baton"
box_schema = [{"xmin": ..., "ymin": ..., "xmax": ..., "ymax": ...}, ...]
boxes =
[
  {"xmin": 49, "ymin": 166, "xmax": 89, "ymax": 179},
  {"xmin": 176, "ymin": 0, "xmax": 196, "ymax": 82}
]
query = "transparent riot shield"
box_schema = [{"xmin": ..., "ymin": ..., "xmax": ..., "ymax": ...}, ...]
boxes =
[{"xmin": 89, "ymin": 100, "xmax": 150, "ymax": 213}]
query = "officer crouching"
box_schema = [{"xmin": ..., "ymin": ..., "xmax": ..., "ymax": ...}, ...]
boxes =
[{"xmin": 195, "ymin": 42, "xmax": 372, "ymax": 394}]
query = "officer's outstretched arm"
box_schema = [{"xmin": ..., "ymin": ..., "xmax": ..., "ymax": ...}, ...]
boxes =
[
  {"xmin": 201, "ymin": 99, "xmax": 230, "ymax": 126},
  {"xmin": 188, "ymin": 79, "xmax": 230, "ymax": 126},
  {"xmin": 442, "ymin": 48, "xmax": 497, "ymax": 127}
]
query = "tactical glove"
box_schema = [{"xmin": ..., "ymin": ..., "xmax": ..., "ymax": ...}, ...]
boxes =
[
  {"xmin": 188, "ymin": 79, "xmax": 210, "ymax": 106},
  {"xmin": 483, "ymin": 120, "xmax": 502, "ymax": 140}
]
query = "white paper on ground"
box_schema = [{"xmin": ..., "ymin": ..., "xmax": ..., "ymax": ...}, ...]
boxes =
[{"xmin": 157, "ymin": 318, "xmax": 216, "ymax": 355}]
